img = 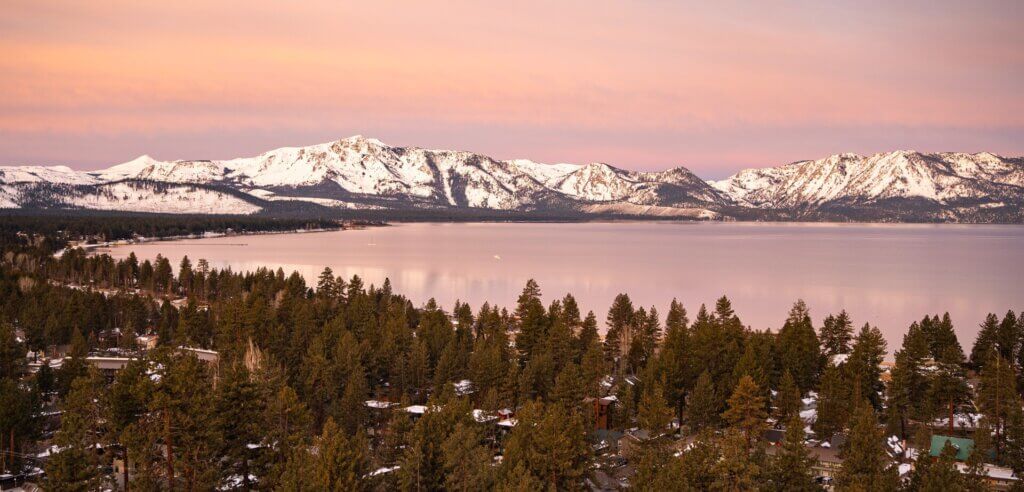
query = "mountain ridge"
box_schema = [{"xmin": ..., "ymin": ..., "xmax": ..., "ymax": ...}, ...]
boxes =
[{"xmin": 2, "ymin": 136, "xmax": 1022, "ymax": 222}]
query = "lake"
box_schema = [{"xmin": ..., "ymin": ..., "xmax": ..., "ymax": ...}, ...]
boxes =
[{"xmin": 102, "ymin": 222, "xmax": 1024, "ymax": 351}]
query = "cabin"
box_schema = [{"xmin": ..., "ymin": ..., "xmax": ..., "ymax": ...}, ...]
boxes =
[
  {"xmin": 85, "ymin": 356, "xmax": 133, "ymax": 381},
  {"xmin": 592, "ymin": 396, "xmax": 616, "ymax": 430}
]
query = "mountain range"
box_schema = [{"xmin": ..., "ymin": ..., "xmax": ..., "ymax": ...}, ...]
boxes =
[{"xmin": 2, "ymin": 135, "xmax": 1022, "ymax": 222}]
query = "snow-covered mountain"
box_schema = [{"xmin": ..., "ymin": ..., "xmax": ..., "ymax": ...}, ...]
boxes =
[
  {"xmin": 0, "ymin": 136, "xmax": 725, "ymax": 217},
  {"xmin": 711, "ymin": 151, "xmax": 1024, "ymax": 220},
  {"xmin": 1, "ymin": 137, "xmax": 1021, "ymax": 222}
]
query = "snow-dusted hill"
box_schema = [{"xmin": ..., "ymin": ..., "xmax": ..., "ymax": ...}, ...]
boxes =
[
  {"xmin": 711, "ymin": 151, "xmax": 1024, "ymax": 217},
  {"xmin": 1, "ymin": 137, "xmax": 1021, "ymax": 221}
]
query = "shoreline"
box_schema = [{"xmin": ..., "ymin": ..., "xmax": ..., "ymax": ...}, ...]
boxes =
[{"xmin": 64, "ymin": 220, "xmax": 386, "ymax": 257}]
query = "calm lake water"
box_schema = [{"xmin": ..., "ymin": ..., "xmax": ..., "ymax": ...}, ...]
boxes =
[{"xmin": 103, "ymin": 222, "xmax": 1024, "ymax": 350}]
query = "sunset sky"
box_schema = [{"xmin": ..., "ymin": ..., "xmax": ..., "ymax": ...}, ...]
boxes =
[{"xmin": 2, "ymin": 1, "xmax": 1022, "ymax": 178}]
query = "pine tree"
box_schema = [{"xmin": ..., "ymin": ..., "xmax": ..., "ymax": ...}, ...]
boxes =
[
  {"xmin": 301, "ymin": 336, "xmax": 336, "ymax": 427},
  {"xmin": 964, "ymin": 417, "xmax": 994, "ymax": 491},
  {"xmin": 106, "ymin": 359, "xmax": 147, "ymax": 490},
  {"xmin": 551, "ymin": 363, "xmax": 584, "ymax": 412},
  {"xmin": 316, "ymin": 266, "xmax": 337, "ymax": 299},
  {"xmin": 178, "ymin": 255, "xmax": 193, "ymax": 296},
  {"xmin": 732, "ymin": 332, "xmax": 773, "ymax": 398},
  {"xmin": 712, "ymin": 429, "xmax": 762, "ymax": 491},
  {"xmin": 996, "ymin": 310, "xmax": 1019, "ymax": 362},
  {"xmin": 335, "ymin": 360, "xmax": 368, "ymax": 434},
  {"xmin": 928, "ymin": 313, "xmax": 964, "ymax": 362},
  {"xmin": 658, "ymin": 299, "xmax": 691, "ymax": 427},
  {"xmin": 917, "ymin": 441, "xmax": 967, "ymax": 491},
  {"xmin": 977, "ymin": 354, "xmax": 1020, "ymax": 462},
  {"xmin": 690, "ymin": 301, "xmax": 746, "ymax": 412},
  {"xmin": 495, "ymin": 462, "xmax": 546, "ymax": 492},
  {"xmin": 774, "ymin": 371, "xmax": 802, "ymax": 425},
  {"xmin": 45, "ymin": 369, "xmax": 107, "ymax": 491},
  {"xmin": 575, "ymin": 311, "xmax": 600, "ymax": 362},
  {"xmin": 723, "ymin": 375, "xmax": 767, "ymax": 446},
  {"xmin": 820, "ymin": 310, "xmax": 854, "ymax": 358},
  {"xmin": 280, "ymin": 418, "xmax": 369, "ymax": 491},
  {"xmin": 638, "ymin": 380, "xmax": 674, "ymax": 437},
  {"xmin": 134, "ymin": 349, "xmax": 220, "ymax": 491},
  {"xmin": 970, "ymin": 313, "xmax": 1001, "ymax": 370},
  {"xmin": 885, "ymin": 322, "xmax": 931, "ymax": 440},
  {"xmin": 632, "ymin": 438, "xmax": 686, "ymax": 491},
  {"xmin": 835, "ymin": 404, "xmax": 898, "ymax": 491},
  {"xmin": 776, "ymin": 300, "xmax": 822, "ymax": 392},
  {"xmin": 679, "ymin": 431, "xmax": 719, "ymax": 490},
  {"xmin": 502, "ymin": 400, "xmax": 589, "ymax": 489},
  {"xmin": 215, "ymin": 363, "xmax": 269, "ymax": 489},
  {"xmin": 0, "ymin": 323, "xmax": 25, "ymax": 380},
  {"xmin": 812, "ymin": 363, "xmax": 848, "ymax": 442},
  {"xmin": 263, "ymin": 385, "xmax": 312, "ymax": 487},
  {"xmin": 604, "ymin": 293, "xmax": 635, "ymax": 374},
  {"xmin": 883, "ymin": 350, "xmax": 913, "ymax": 441},
  {"xmin": 514, "ymin": 279, "xmax": 547, "ymax": 363},
  {"xmin": 614, "ymin": 381, "xmax": 637, "ymax": 430},
  {"xmin": 686, "ymin": 370, "xmax": 719, "ymax": 430},
  {"xmin": 928, "ymin": 345, "xmax": 970, "ymax": 434},
  {"xmin": 398, "ymin": 397, "xmax": 463, "ymax": 492},
  {"xmin": 846, "ymin": 323, "xmax": 887, "ymax": 410},
  {"xmin": 766, "ymin": 416, "xmax": 819, "ymax": 492},
  {"xmin": 580, "ymin": 339, "xmax": 606, "ymax": 399},
  {"xmin": 441, "ymin": 422, "xmax": 494, "ymax": 492}
]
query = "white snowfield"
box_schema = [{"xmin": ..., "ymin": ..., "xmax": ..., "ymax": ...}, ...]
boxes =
[{"xmin": 0, "ymin": 136, "xmax": 1021, "ymax": 216}]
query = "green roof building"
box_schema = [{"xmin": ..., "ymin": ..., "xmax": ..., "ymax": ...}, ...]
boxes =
[{"xmin": 930, "ymin": 435, "xmax": 974, "ymax": 462}]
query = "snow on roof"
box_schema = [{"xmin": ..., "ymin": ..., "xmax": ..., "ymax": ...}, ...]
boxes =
[
  {"xmin": 472, "ymin": 409, "xmax": 497, "ymax": 423},
  {"xmin": 365, "ymin": 400, "xmax": 396, "ymax": 409},
  {"xmin": 497, "ymin": 418, "xmax": 517, "ymax": 428},
  {"xmin": 404, "ymin": 405, "xmax": 429, "ymax": 414},
  {"xmin": 453, "ymin": 379, "xmax": 475, "ymax": 395},
  {"xmin": 956, "ymin": 463, "xmax": 1018, "ymax": 481},
  {"xmin": 369, "ymin": 466, "xmax": 400, "ymax": 477}
]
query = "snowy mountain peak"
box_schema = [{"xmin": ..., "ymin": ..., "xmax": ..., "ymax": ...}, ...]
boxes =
[
  {"xmin": 1, "ymin": 139, "xmax": 1020, "ymax": 221},
  {"xmin": 338, "ymin": 134, "xmax": 387, "ymax": 147},
  {"xmin": 712, "ymin": 150, "xmax": 1024, "ymax": 210}
]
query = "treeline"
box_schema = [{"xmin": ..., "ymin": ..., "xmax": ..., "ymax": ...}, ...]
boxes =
[
  {"xmin": 0, "ymin": 211, "xmax": 343, "ymax": 255},
  {"xmin": 1, "ymin": 224, "xmax": 1023, "ymax": 490}
]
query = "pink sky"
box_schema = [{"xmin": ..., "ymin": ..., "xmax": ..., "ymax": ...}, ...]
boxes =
[{"xmin": 2, "ymin": 1, "xmax": 1022, "ymax": 178}]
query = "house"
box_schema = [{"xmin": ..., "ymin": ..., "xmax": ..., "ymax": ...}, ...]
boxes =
[
  {"xmin": 365, "ymin": 400, "xmax": 398, "ymax": 410},
  {"xmin": 617, "ymin": 428, "xmax": 651, "ymax": 461},
  {"xmin": 954, "ymin": 462, "xmax": 1018, "ymax": 491},
  {"xmin": 452, "ymin": 379, "xmax": 474, "ymax": 396},
  {"xmin": 180, "ymin": 346, "xmax": 219, "ymax": 364},
  {"xmin": 85, "ymin": 356, "xmax": 133, "ymax": 381},
  {"xmin": 96, "ymin": 328, "xmax": 123, "ymax": 349},
  {"xmin": 929, "ymin": 435, "xmax": 973, "ymax": 461},
  {"xmin": 590, "ymin": 429, "xmax": 624, "ymax": 456},
  {"xmin": 592, "ymin": 396, "xmax": 616, "ymax": 430},
  {"xmin": 136, "ymin": 334, "xmax": 159, "ymax": 350}
]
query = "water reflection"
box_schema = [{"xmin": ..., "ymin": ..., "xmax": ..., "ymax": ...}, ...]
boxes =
[{"xmin": 105, "ymin": 222, "xmax": 1024, "ymax": 350}]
